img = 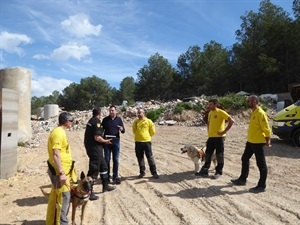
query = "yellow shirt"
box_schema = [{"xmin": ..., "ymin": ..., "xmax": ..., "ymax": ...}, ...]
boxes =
[
  {"xmin": 247, "ymin": 106, "xmax": 271, "ymax": 144},
  {"xmin": 132, "ymin": 117, "xmax": 155, "ymax": 142},
  {"xmin": 47, "ymin": 127, "xmax": 73, "ymax": 191},
  {"xmin": 208, "ymin": 108, "xmax": 229, "ymax": 137}
]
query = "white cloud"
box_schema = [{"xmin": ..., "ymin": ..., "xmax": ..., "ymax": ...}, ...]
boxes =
[
  {"xmin": 0, "ymin": 31, "xmax": 31, "ymax": 56},
  {"xmin": 50, "ymin": 43, "xmax": 90, "ymax": 61},
  {"xmin": 61, "ymin": 13, "xmax": 102, "ymax": 37},
  {"xmin": 31, "ymin": 76, "xmax": 72, "ymax": 97},
  {"xmin": 33, "ymin": 54, "xmax": 49, "ymax": 60}
]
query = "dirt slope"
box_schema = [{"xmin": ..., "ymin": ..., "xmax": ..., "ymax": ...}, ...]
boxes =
[{"xmin": 1, "ymin": 119, "xmax": 300, "ymax": 225}]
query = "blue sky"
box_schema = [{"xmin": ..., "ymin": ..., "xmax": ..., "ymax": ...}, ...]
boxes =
[{"xmin": 0, "ymin": 0, "xmax": 294, "ymax": 97}]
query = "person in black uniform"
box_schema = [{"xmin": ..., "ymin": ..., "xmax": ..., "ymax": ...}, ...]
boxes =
[
  {"xmin": 102, "ymin": 105, "xmax": 125, "ymax": 184},
  {"xmin": 84, "ymin": 108, "xmax": 116, "ymax": 200}
]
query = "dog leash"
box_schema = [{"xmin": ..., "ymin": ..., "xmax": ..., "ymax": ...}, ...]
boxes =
[{"xmin": 50, "ymin": 181, "xmax": 72, "ymax": 224}]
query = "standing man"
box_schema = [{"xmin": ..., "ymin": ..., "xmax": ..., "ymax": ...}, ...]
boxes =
[
  {"xmin": 198, "ymin": 99, "xmax": 234, "ymax": 179},
  {"xmin": 84, "ymin": 108, "xmax": 116, "ymax": 200},
  {"xmin": 132, "ymin": 108, "xmax": 159, "ymax": 179},
  {"xmin": 46, "ymin": 112, "xmax": 77, "ymax": 225},
  {"xmin": 231, "ymin": 95, "xmax": 271, "ymax": 193},
  {"xmin": 102, "ymin": 105, "xmax": 125, "ymax": 185}
]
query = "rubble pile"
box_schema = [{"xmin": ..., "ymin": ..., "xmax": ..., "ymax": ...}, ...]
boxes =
[
  {"xmin": 27, "ymin": 94, "xmax": 278, "ymax": 148},
  {"xmin": 28, "ymin": 97, "xmax": 208, "ymax": 148}
]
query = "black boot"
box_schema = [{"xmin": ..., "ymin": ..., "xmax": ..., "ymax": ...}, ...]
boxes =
[
  {"xmin": 89, "ymin": 180, "xmax": 99, "ymax": 201},
  {"xmin": 101, "ymin": 174, "xmax": 116, "ymax": 193},
  {"xmin": 102, "ymin": 183, "xmax": 116, "ymax": 192},
  {"xmin": 90, "ymin": 185, "xmax": 99, "ymax": 201},
  {"xmin": 89, "ymin": 191, "xmax": 99, "ymax": 200}
]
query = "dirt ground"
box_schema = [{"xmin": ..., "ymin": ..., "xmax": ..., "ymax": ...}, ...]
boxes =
[{"xmin": 1, "ymin": 115, "xmax": 300, "ymax": 225}]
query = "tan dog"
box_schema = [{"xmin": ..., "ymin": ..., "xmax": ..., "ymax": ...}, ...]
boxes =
[
  {"xmin": 40, "ymin": 171, "xmax": 93, "ymax": 225},
  {"xmin": 181, "ymin": 144, "xmax": 217, "ymax": 174}
]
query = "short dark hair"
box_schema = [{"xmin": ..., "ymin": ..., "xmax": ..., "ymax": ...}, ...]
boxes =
[
  {"xmin": 59, "ymin": 112, "xmax": 72, "ymax": 125},
  {"xmin": 249, "ymin": 95, "xmax": 259, "ymax": 104},
  {"xmin": 209, "ymin": 98, "xmax": 219, "ymax": 105},
  {"xmin": 92, "ymin": 108, "xmax": 101, "ymax": 117}
]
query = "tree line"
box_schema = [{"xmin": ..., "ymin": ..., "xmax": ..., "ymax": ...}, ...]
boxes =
[{"xmin": 32, "ymin": 0, "xmax": 300, "ymax": 112}]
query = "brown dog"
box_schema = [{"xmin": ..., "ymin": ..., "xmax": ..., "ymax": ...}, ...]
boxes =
[
  {"xmin": 181, "ymin": 144, "xmax": 217, "ymax": 174},
  {"xmin": 40, "ymin": 171, "xmax": 93, "ymax": 225}
]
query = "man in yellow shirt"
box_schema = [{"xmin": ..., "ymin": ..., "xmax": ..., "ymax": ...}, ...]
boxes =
[
  {"xmin": 46, "ymin": 112, "xmax": 77, "ymax": 225},
  {"xmin": 132, "ymin": 108, "xmax": 159, "ymax": 179},
  {"xmin": 197, "ymin": 99, "xmax": 234, "ymax": 179},
  {"xmin": 231, "ymin": 95, "xmax": 271, "ymax": 193}
]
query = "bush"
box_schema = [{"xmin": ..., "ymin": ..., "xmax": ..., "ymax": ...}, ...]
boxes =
[
  {"xmin": 174, "ymin": 102, "xmax": 193, "ymax": 114},
  {"xmin": 218, "ymin": 93, "xmax": 269, "ymax": 112},
  {"xmin": 218, "ymin": 94, "xmax": 248, "ymax": 110},
  {"xmin": 192, "ymin": 102, "xmax": 205, "ymax": 112},
  {"xmin": 174, "ymin": 106, "xmax": 184, "ymax": 114},
  {"xmin": 146, "ymin": 107, "xmax": 166, "ymax": 122}
]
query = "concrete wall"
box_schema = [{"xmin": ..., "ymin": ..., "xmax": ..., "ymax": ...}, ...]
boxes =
[
  {"xmin": 0, "ymin": 67, "xmax": 32, "ymax": 143},
  {"xmin": 36, "ymin": 107, "xmax": 44, "ymax": 118},
  {"xmin": 44, "ymin": 104, "xmax": 59, "ymax": 120},
  {"xmin": 0, "ymin": 88, "xmax": 18, "ymax": 179}
]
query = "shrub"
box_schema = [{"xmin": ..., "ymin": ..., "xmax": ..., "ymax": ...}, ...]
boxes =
[
  {"xmin": 218, "ymin": 93, "xmax": 270, "ymax": 112},
  {"xmin": 192, "ymin": 102, "xmax": 205, "ymax": 112},
  {"xmin": 218, "ymin": 94, "xmax": 248, "ymax": 110},
  {"xmin": 174, "ymin": 106, "xmax": 184, "ymax": 114},
  {"xmin": 174, "ymin": 102, "xmax": 193, "ymax": 114},
  {"xmin": 146, "ymin": 107, "xmax": 166, "ymax": 122}
]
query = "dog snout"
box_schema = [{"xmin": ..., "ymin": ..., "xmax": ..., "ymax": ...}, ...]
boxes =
[{"xmin": 181, "ymin": 147, "xmax": 187, "ymax": 153}]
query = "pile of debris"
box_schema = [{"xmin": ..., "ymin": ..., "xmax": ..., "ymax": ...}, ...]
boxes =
[{"xmin": 27, "ymin": 94, "xmax": 278, "ymax": 148}]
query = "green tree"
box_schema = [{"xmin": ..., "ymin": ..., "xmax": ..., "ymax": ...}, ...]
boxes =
[
  {"xmin": 291, "ymin": 0, "xmax": 300, "ymax": 82},
  {"xmin": 293, "ymin": 0, "xmax": 300, "ymax": 20},
  {"xmin": 176, "ymin": 45, "xmax": 202, "ymax": 97},
  {"xmin": 233, "ymin": 0, "xmax": 293, "ymax": 93},
  {"xmin": 194, "ymin": 41, "xmax": 232, "ymax": 95},
  {"xmin": 58, "ymin": 82, "xmax": 80, "ymax": 110},
  {"xmin": 58, "ymin": 76, "xmax": 113, "ymax": 110},
  {"xmin": 135, "ymin": 53, "xmax": 175, "ymax": 101},
  {"xmin": 119, "ymin": 76, "xmax": 135, "ymax": 104}
]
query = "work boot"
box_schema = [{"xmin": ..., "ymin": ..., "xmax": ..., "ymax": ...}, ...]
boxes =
[
  {"xmin": 196, "ymin": 168, "xmax": 209, "ymax": 177},
  {"xmin": 89, "ymin": 191, "xmax": 99, "ymax": 201},
  {"xmin": 89, "ymin": 184, "xmax": 99, "ymax": 201},
  {"xmin": 101, "ymin": 173, "xmax": 116, "ymax": 192},
  {"xmin": 102, "ymin": 184, "xmax": 116, "ymax": 193}
]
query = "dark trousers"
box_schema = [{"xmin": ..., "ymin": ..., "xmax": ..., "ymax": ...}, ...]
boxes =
[
  {"xmin": 86, "ymin": 145, "xmax": 109, "ymax": 183},
  {"xmin": 135, "ymin": 142, "xmax": 157, "ymax": 175},
  {"xmin": 239, "ymin": 142, "xmax": 268, "ymax": 188},
  {"xmin": 201, "ymin": 137, "xmax": 224, "ymax": 174},
  {"xmin": 104, "ymin": 138, "xmax": 120, "ymax": 180}
]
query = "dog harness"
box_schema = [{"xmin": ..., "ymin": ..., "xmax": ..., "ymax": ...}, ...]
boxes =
[{"xmin": 71, "ymin": 185, "xmax": 91, "ymax": 200}]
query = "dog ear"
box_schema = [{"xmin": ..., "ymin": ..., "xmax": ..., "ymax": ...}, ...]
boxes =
[{"xmin": 80, "ymin": 171, "xmax": 86, "ymax": 180}]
